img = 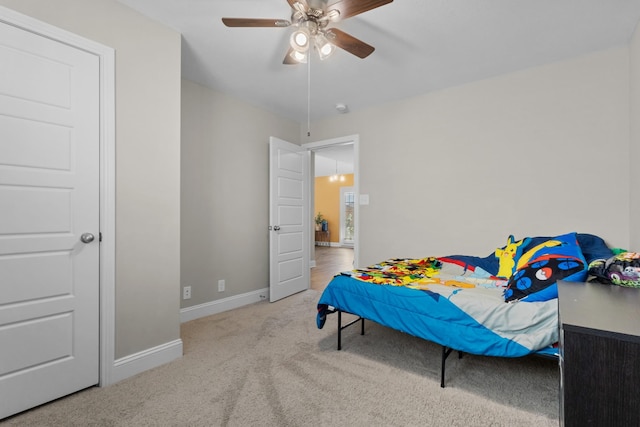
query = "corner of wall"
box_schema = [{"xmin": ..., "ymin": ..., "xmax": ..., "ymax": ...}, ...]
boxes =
[
  {"xmin": 109, "ymin": 339, "xmax": 183, "ymax": 385},
  {"xmin": 629, "ymin": 19, "xmax": 640, "ymax": 250}
]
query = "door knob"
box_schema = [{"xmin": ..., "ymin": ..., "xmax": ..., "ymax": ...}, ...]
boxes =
[
  {"xmin": 273, "ymin": 226, "xmax": 281, "ymax": 231},
  {"xmin": 80, "ymin": 233, "xmax": 95, "ymax": 244}
]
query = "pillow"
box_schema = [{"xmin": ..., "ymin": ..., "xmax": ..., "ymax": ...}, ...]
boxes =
[
  {"xmin": 576, "ymin": 233, "xmax": 614, "ymax": 264},
  {"xmin": 519, "ymin": 233, "xmax": 612, "ymax": 265},
  {"xmin": 494, "ymin": 235, "xmax": 530, "ymax": 279},
  {"xmin": 504, "ymin": 232, "xmax": 587, "ymax": 302}
]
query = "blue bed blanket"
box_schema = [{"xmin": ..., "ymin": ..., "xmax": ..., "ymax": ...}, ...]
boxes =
[
  {"xmin": 316, "ymin": 232, "xmax": 612, "ymax": 358},
  {"xmin": 317, "ymin": 270, "xmax": 558, "ymax": 358}
]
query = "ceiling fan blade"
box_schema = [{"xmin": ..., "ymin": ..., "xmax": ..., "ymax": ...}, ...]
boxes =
[
  {"xmin": 325, "ymin": 28, "xmax": 375, "ymax": 59},
  {"xmin": 327, "ymin": 0, "xmax": 393, "ymax": 20},
  {"xmin": 222, "ymin": 18, "xmax": 291, "ymax": 27}
]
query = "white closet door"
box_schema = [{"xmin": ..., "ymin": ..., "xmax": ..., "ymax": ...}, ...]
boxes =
[{"xmin": 0, "ymin": 18, "xmax": 100, "ymax": 419}]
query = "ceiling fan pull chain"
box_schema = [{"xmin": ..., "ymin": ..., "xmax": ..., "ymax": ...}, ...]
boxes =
[{"xmin": 307, "ymin": 50, "xmax": 311, "ymax": 137}]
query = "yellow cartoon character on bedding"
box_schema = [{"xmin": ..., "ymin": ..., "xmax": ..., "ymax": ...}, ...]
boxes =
[
  {"xmin": 495, "ymin": 235, "xmax": 528, "ymax": 279},
  {"xmin": 515, "ymin": 238, "xmax": 561, "ymax": 270}
]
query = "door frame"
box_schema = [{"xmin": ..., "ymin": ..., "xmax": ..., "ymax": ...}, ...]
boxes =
[
  {"xmin": 302, "ymin": 134, "xmax": 359, "ymax": 268},
  {"xmin": 0, "ymin": 7, "xmax": 117, "ymax": 387}
]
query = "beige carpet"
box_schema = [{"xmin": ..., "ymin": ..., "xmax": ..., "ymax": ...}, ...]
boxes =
[{"xmin": 3, "ymin": 289, "xmax": 559, "ymax": 426}]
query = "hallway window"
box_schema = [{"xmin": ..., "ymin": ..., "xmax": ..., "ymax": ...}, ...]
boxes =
[{"xmin": 341, "ymin": 188, "xmax": 354, "ymax": 246}]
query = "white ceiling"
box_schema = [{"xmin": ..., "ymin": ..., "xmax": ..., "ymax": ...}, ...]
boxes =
[
  {"xmin": 314, "ymin": 144, "xmax": 354, "ymax": 177},
  {"xmin": 118, "ymin": 0, "xmax": 640, "ymax": 125}
]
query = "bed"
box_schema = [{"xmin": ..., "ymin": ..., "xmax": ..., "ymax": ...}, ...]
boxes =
[{"xmin": 316, "ymin": 232, "xmax": 613, "ymax": 387}]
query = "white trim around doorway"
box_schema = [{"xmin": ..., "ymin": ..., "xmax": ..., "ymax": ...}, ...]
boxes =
[{"xmin": 302, "ymin": 134, "xmax": 360, "ymax": 269}]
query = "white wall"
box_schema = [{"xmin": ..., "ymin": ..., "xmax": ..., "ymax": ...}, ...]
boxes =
[
  {"xmin": 181, "ymin": 80, "xmax": 300, "ymax": 308},
  {"xmin": 630, "ymin": 22, "xmax": 640, "ymax": 251},
  {"xmin": 307, "ymin": 48, "xmax": 630, "ymax": 266},
  {"xmin": 0, "ymin": 0, "xmax": 182, "ymax": 360}
]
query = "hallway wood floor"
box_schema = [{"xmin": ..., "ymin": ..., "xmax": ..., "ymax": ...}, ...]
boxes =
[{"xmin": 311, "ymin": 246, "xmax": 354, "ymax": 291}]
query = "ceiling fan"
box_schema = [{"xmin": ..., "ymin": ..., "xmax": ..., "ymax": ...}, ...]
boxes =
[{"xmin": 222, "ymin": 0, "xmax": 393, "ymax": 64}]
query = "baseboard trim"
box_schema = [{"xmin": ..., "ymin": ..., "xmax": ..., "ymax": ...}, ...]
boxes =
[
  {"xmin": 180, "ymin": 288, "xmax": 269, "ymax": 323},
  {"xmin": 316, "ymin": 242, "xmax": 347, "ymax": 248},
  {"xmin": 110, "ymin": 339, "xmax": 183, "ymax": 384}
]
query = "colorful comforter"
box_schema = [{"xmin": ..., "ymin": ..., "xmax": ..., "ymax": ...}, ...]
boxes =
[
  {"xmin": 316, "ymin": 233, "xmax": 613, "ymax": 358},
  {"xmin": 317, "ymin": 258, "xmax": 557, "ymax": 357},
  {"xmin": 340, "ymin": 257, "xmax": 507, "ymax": 289}
]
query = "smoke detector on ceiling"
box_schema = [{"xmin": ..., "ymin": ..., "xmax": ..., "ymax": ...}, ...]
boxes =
[{"xmin": 335, "ymin": 103, "xmax": 349, "ymax": 114}]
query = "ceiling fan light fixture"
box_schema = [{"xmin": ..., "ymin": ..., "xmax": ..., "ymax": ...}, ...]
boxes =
[
  {"xmin": 291, "ymin": 1, "xmax": 307, "ymax": 14},
  {"xmin": 222, "ymin": 0, "xmax": 394, "ymax": 66},
  {"xmin": 289, "ymin": 49, "xmax": 308, "ymax": 63},
  {"xmin": 325, "ymin": 9, "xmax": 341, "ymax": 22},
  {"xmin": 291, "ymin": 10, "xmax": 305, "ymax": 23},
  {"xmin": 315, "ymin": 33, "xmax": 335, "ymax": 60},
  {"xmin": 290, "ymin": 28, "xmax": 310, "ymax": 52}
]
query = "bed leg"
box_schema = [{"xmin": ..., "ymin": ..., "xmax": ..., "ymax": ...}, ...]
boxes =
[
  {"xmin": 337, "ymin": 310, "xmax": 342, "ymax": 351},
  {"xmin": 441, "ymin": 346, "xmax": 454, "ymax": 388},
  {"xmin": 336, "ymin": 310, "xmax": 365, "ymax": 351}
]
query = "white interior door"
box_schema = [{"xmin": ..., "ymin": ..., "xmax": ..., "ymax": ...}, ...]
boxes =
[
  {"xmin": 0, "ymin": 19, "xmax": 100, "ymax": 419},
  {"xmin": 269, "ymin": 137, "xmax": 309, "ymax": 302}
]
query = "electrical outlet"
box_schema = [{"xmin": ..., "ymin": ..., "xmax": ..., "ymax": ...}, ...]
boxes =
[
  {"xmin": 183, "ymin": 286, "xmax": 191, "ymax": 300},
  {"xmin": 218, "ymin": 279, "xmax": 225, "ymax": 292}
]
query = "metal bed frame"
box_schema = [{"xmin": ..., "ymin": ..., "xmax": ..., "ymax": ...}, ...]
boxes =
[
  {"xmin": 333, "ymin": 309, "xmax": 556, "ymax": 388},
  {"xmin": 334, "ymin": 309, "xmax": 463, "ymax": 388}
]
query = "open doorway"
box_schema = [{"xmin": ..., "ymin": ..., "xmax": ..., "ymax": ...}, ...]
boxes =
[
  {"xmin": 310, "ymin": 246, "xmax": 354, "ymax": 291},
  {"xmin": 303, "ymin": 135, "xmax": 359, "ymax": 291}
]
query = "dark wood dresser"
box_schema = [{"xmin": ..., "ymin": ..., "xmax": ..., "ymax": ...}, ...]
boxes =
[{"xmin": 558, "ymin": 280, "xmax": 640, "ymax": 426}]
